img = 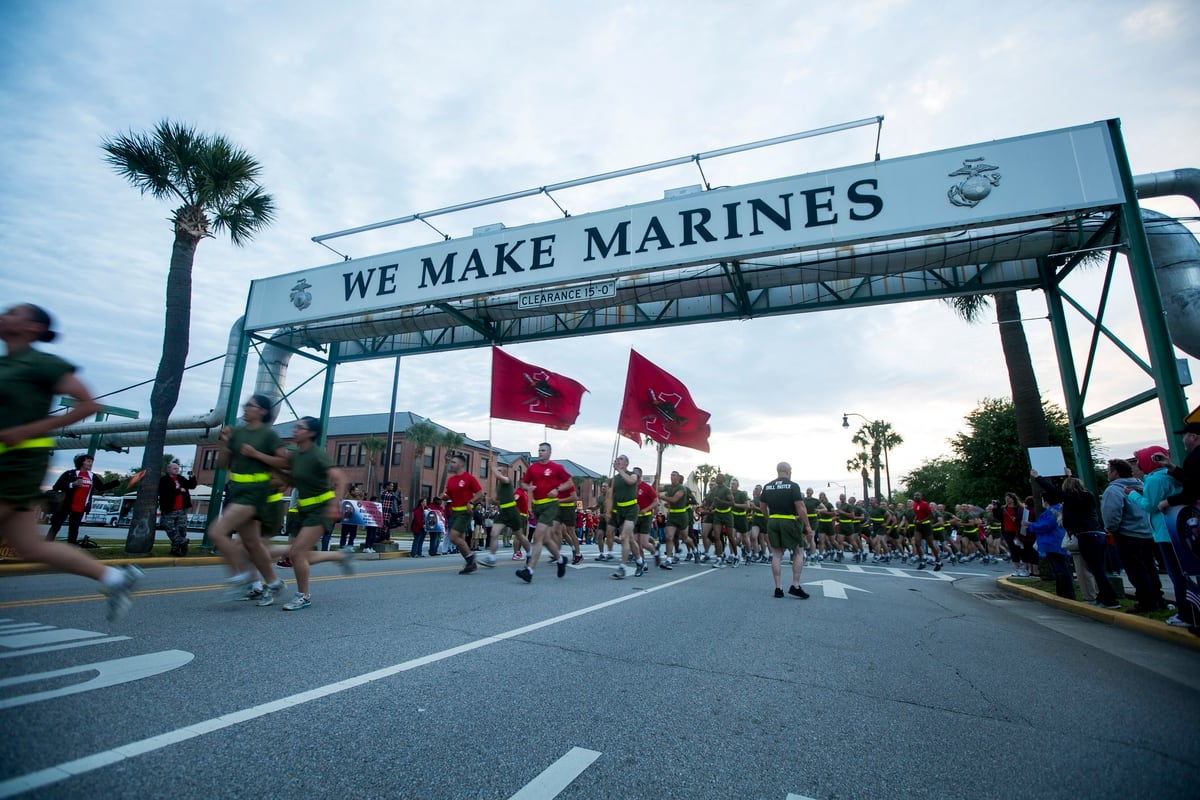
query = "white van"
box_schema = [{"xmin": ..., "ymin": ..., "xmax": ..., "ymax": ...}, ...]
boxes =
[{"xmin": 83, "ymin": 496, "xmax": 128, "ymax": 527}]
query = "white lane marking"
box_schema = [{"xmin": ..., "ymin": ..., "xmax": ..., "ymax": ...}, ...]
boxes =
[
  {"xmin": 508, "ymin": 747, "xmax": 601, "ymax": 800},
  {"xmin": 0, "ymin": 569, "xmax": 715, "ymax": 799},
  {"xmin": 0, "ymin": 628, "xmax": 108, "ymax": 648},
  {"xmin": 0, "ymin": 623, "xmax": 54, "ymax": 635},
  {"xmin": 787, "ymin": 793, "xmax": 819, "ymax": 800},
  {"xmin": 0, "ymin": 650, "xmax": 194, "ymax": 710},
  {"xmin": 806, "ymin": 580, "xmax": 870, "ymax": 600},
  {"xmin": 0, "ymin": 636, "xmax": 131, "ymax": 659}
]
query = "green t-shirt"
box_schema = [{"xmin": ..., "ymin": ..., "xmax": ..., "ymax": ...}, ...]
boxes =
[
  {"xmin": 612, "ymin": 471, "xmax": 638, "ymax": 505},
  {"xmin": 291, "ymin": 445, "xmax": 333, "ymax": 499},
  {"xmin": 0, "ymin": 348, "xmax": 73, "ymax": 430},
  {"xmin": 495, "ymin": 478, "xmax": 515, "ymax": 505},
  {"xmin": 228, "ymin": 425, "xmax": 283, "ymax": 475},
  {"xmin": 706, "ymin": 485, "xmax": 732, "ymax": 511}
]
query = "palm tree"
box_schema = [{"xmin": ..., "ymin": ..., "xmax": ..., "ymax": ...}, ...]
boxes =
[
  {"xmin": 850, "ymin": 420, "xmax": 903, "ymax": 501},
  {"xmin": 947, "ymin": 292, "xmax": 1049, "ymax": 498},
  {"xmin": 691, "ymin": 464, "xmax": 719, "ymax": 496},
  {"xmin": 103, "ymin": 120, "xmax": 275, "ymax": 553},
  {"xmin": 404, "ymin": 420, "xmax": 441, "ymax": 507},
  {"xmin": 360, "ymin": 436, "xmax": 387, "ymax": 497},
  {"xmin": 846, "ymin": 451, "xmax": 871, "ymax": 502}
]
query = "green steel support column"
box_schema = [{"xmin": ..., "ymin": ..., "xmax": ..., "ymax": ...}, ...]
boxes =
[
  {"xmin": 1040, "ymin": 258, "xmax": 1095, "ymax": 493},
  {"xmin": 201, "ymin": 323, "xmax": 253, "ymax": 549},
  {"xmin": 317, "ymin": 342, "xmax": 340, "ymax": 448},
  {"xmin": 1107, "ymin": 119, "xmax": 1190, "ymax": 461}
]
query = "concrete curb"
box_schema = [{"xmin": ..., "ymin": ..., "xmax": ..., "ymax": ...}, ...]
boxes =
[
  {"xmin": 0, "ymin": 549, "xmax": 411, "ymax": 577},
  {"xmin": 997, "ymin": 576, "xmax": 1200, "ymax": 651}
]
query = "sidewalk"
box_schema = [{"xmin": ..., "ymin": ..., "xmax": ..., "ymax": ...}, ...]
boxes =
[{"xmin": 997, "ymin": 575, "xmax": 1200, "ymax": 651}]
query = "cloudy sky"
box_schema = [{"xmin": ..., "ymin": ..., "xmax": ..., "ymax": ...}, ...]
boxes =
[{"xmin": 2, "ymin": 0, "xmax": 1197, "ymax": 495}]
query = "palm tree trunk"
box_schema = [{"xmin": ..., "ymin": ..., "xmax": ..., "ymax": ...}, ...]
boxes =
[
  {"xmin": 994, "ymin": 291, "xmax": 1050, "ymax": 501},
  {"xmin": 126, "ymin": 232, "xmax": 197, "ymax": 552}
]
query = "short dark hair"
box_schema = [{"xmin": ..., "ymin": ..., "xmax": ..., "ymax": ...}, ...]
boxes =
[
  {"xmin": 297, "ymin": 416, "xmax": 321, "ymax": 438},
  {"xmin": 249, "ymin": 393, "xmax": 275, "ymax": 422},
  {"xmin": 73, "ymin": 453, "xmax": 92, "ymax": 468},
  {"xmin": 1108, "ymin": 459, "xmax": 1132, "ymax": 478}
]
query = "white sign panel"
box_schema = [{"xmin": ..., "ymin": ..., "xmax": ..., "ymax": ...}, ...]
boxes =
[
  {"xmin": 246, "ymin": 122, "xmax": 1123, "ymax": 329},
  {"xmin": 518, "ymin": 281, "xmax": 616, "ymax": 310}
]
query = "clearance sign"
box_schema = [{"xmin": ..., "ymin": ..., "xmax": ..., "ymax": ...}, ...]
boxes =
[{"xmin": 246, "ymin": 122, "xmax": 1124, "ymax": 329}]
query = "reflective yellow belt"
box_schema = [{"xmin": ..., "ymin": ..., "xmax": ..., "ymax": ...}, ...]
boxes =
[
  {"xmin": 616, "ymin": 499, "xmax": 637, "ymax": 507},
  {"xmin": 770, "ymin": 514, "xmax": 796, "ymax": 519},
  {"xmin": 870, "ymin": 517, "xmax": 886, "ymax": 522},
  {"xmin": 714, "ymin": 506, "xmax": 731, "ymax": 513},
  {"xmin": 266, "ymin": 493, "xmax": 284, "ymax": 504},
  {"xmin": 230, "ymin": 472, "xmax": 270, "ymax": 483},
  {"xmin": 732, "ymin": 510, "xmax": 747, "ymax": 516},
  {"xmin": 499, "ymin": 501, "xmax": 516, "ymax": 509},
  {"xmin": 0, "ymin": 437, "xmax": 55, "ymax": 455},
  {"xmin": 669, "ymin": 507, "xmax": 688, "ymax": 513},
  {"xmin": 818, "ymin": 516, "xmax": 834, "ymax": 523},
  {"xmin": 533, "ymin": 497, "xmax": 556, "ymax": 505},
  {"xmin": 559, "ymin": 499, "xmax": 575, "ymax": 506},
  {"xmin": 807, "ymin": 513, "xmax": 818, "ymax": 518},
  {"xmin": 639, "ymin": 509, "xmax": 652, "ymax": 516},
  {"xmin": 298, "ymin": 490, "xmax": 335, "ymax": 507},
  {"xmin": 451, "ymin": 505, "xmax": 468, "ymax": 512}
]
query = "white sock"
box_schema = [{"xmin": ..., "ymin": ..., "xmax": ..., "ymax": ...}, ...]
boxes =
[{"xmin": 100, "ymin": 567, "xmax": 125, "ymax": 588}]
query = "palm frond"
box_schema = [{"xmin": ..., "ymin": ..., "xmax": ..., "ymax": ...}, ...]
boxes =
[{"xmin": 944, "ymin": 293, "xmax": 991, "ymax": 324}]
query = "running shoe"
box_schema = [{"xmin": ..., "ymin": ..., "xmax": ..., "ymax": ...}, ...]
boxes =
[
  {"xmin": 571, "ymin": 552, "xmax": 584, "ymax": 565},
  {"xmin": 512, "ymin": 551, "xmax": 524, "ymax": 561},
  {"xmin": 933, "ymin": 561, "xmax": 943, "ymax": 572},
  {"xmin": 916, "ymin": 561, "xmax": 926, "ymax": 570},
  {"xmin": 256, "ymin": 581, "xmax": 285, "ymax": 607},
  {"xmin": 459, "ymin": 561, "xmax": 478, "ymax": 575},
  {"xmin": 516, "ymin": 567, "xmax": 533, "ymax": 583},
  {"xmin": 594, "ymin": 553, "xmax": 607, "ymax": 561},
  {"xmin": 1165, "ymin": 614, "xmax": 1189, "ymax": 627},
  {"xmin": 659, "ymin": 559, "xmax": 673, "ymax": 570},
  {"xmin": 557, "ymin": 556, "xmax": 568, "ymax": 578},
  {"xmin": 788, "ymin": 585, "xmax": 810, "ymax": 599},
  {"xmin": 282, "ymin": 593, "xmax": 311, "ymax": 611},
  {"xmin": 276, "ymin": 558, "xmax": 293, "ymax": 568},
  {"xmin": 634, "ymin": 563, "xmax": 645, "ymax": 578},
  {"xmin": 774, "ymin": 588, "xmax": 785, "ymax": 598},
  {"xmin": 339, "ymin": 547, "xmax": 356, "ymax": 575},
  {"xmin": 481, "ymin": 553, "xmax": 496, "ymax": 568},
  {"xmin": 101, "ymin": 565, "xmax": 144, "ymax": 621},
  {"xmin": 232, "ymin": 581, "xmax": 262, "ymax": 602},
  {"xmin": 612, "ymin": 565, "xmax": 626, "ymax": 580}
]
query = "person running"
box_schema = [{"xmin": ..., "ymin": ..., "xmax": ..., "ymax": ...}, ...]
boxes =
[
  {"xmin": 480, "ymin": 462, "xmax": 529, "ymax": 567},
  {"xmin": 593, "ymin": 481, "xmax": 616, "ymax": 562},
  {"xmin": 701, "ymin": 472, "xmax": 734, "ymax": 566},
  {"xmin": 634, "ymin": 467, "xmax": 659, "ymax": 573},
  {"xmin": 268, "ymin": 417, "xmax": 354, "ymax": 610},
  {"xmin": 516, "ymin": 442, "xmax": 571, "ymax": 582},
  {"xmin": 910, "ymin": 492, "xmax": 943, "ymax": 571},
  {"xmin": 730, "ymin": 478, "xmax": 751, "ymax": 563},
  {"xmin": 207, "ymin": 393, "xmax": 291, "ymax": 604},
  {"xmin": 443, "ymin": 453, "xmax": 484, "ymax": 574},
  {"xmin": 609, "ymin": 455, "xmax": 641, "ymax": 579},
  {"xmin": 760, "ymin": 462, "xmax": 812, "ymax": 599},
  {"xmin": 661, "ymin": 471, "xmax": 690, "ymax": 568},
  {"xmin": 0, "ymin": 303, "xmax": 142, "ymax": 620}
]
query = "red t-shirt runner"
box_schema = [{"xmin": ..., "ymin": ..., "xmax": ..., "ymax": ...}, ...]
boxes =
[
  {"xmin": 525, "ymin": 460, "xmax": 571, "ymax": 502},
  {"xmin": 444, "ymin": 473, "xmax": 482, "ymax": 511}
]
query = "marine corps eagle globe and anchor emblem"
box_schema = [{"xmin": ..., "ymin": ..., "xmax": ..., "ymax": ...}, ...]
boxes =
[
  {"xmin": 289, "ymin": 279, "xmax": 313, "ymax": 310},
  {"xmin": 947, "ymin": 157, "xmax": 1001, "ymax": 207}
]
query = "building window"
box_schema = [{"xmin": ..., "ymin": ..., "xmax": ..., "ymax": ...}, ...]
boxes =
[
  {"xmin": 422, "ymin": 446, "xmax": 434, "ymax": 469},
  {"xmin": 480, "ymin": 457, "xmax": 489, "ymax": 480},
  {"xmin": 421, "ymin": 483, "xmax": 432, "ymax": 501},
  {"xmin": 335, "ymin": 443, "xmax": 349, "ymax": 467},
  {"xmin": 201, "ymin": 449, "xmax": 219, "ymax": 470},
  {"xmin": 391, "ymin": 440, "xmax": 403, "ymax": 466}
]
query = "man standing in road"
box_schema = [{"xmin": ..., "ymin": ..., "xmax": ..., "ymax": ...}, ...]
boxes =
[
  {"xmin": 443, "ymin": 453, "xmax": 484, "ymax": 575},
  {"xmin": 760, "ymin": 462, "xmax": 812, "ymax": 599},
  {"xmin": 517, "ymin": 442, "xmax": 572, "ymax": 583}
]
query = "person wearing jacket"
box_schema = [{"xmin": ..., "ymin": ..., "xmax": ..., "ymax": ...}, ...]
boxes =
[
  {"xmin": 1033, "ymin": 469, "xmax": 1120, "ymax": 609},
  {"xmin": 1028, "ymin": 493, "xmax": 1075, "ymax": 600},
  {"xmin": 1100, "ymin": 458, "xmax": 1164, "ymax": 613},
  {"xmin": 1128, "ymin": 446, "xmax": 1193, "ymax": 628},
  {"xmin": 158, "ymin": 461, "xmax": 197, "ymax": 557},
  {"xmin": 46, "ymin": 453, "xmax": 119, "ymax": 545}
]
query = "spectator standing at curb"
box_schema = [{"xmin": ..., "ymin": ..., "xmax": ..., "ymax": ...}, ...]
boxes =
[
  {"xmin": 159, "ymin": 461, "xmax": 197, "ymax": 557},
  {"xmin": 1028, "ymin": 492, "xmax": 1074, "ymax": 600},
  {"xmin": 46, "ymin": 453, "xmax": 120, "ymax": 545},
  {"xmin": 1163, "ymin": 421, "xmax": 1200, "ymax": 509},
  {"xmin": 1101, "ymin": 458, "xmax": 1164, "ymax": 613},
  {"xmin": 1033, "ymin": 469, "xmax": 1120, "ymax": 609},
  {"xmin": 409, "ymin": 497, "xmax": 428, "ymax": 557},
  {"xmin": 1128, "ymin": 446, "xmax": 1193, "ymax": 629}
]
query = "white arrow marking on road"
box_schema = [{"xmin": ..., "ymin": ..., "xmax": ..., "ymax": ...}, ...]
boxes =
[
  {"xmin": 0, "ymin": 650, "xmax": 194, "ymax": 709},
  {"xmin": 509, "ymin": 747, "xmax": 601, "ymax": 800},
  {"xmin": 787, "ymin": 793, "xmax": 819, "ymax": 800},
  {"xmin": 806, "ymin": 580, "xmax": 870, "ymax": 600}
]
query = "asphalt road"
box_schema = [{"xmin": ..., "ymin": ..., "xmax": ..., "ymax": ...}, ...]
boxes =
[{"xmin": 1, "ymin": 551, "xmax": 1198, "ymax": 800}]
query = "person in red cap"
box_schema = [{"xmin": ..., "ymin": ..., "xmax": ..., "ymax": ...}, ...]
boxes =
[{"xmin": 1128, "ymin": 445, "xmax": 1193, "ymax": 629}]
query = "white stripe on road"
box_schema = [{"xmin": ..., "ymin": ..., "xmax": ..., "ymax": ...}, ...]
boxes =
[
  {"xmin": 0, "ymin": 569, "xmax": 714, "ymax": 799},
  {"xmin": 0, "ymin": 636, "xmax": 131, "ymax": 659},
  {"xmin": 787, "ymin": 793, "xmax": 819, "ymax": 800},
  {"xmin": 508, "ymin": 747, "xmax": 601, "ymax": 800}
]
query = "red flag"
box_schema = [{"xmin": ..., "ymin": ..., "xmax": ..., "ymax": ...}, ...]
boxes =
[
  {"xmin": 617, "ymin": 350, "xmax": 711, "ymax": 452},
  {"xmin": 490, "ymin": 347, "xmax": 587, "ymax": 430}
]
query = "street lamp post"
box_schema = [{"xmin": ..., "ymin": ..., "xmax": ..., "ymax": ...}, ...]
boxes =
[{"xmin": 843, "ymin": 412, "xmax": 886, "ymax": 502}]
